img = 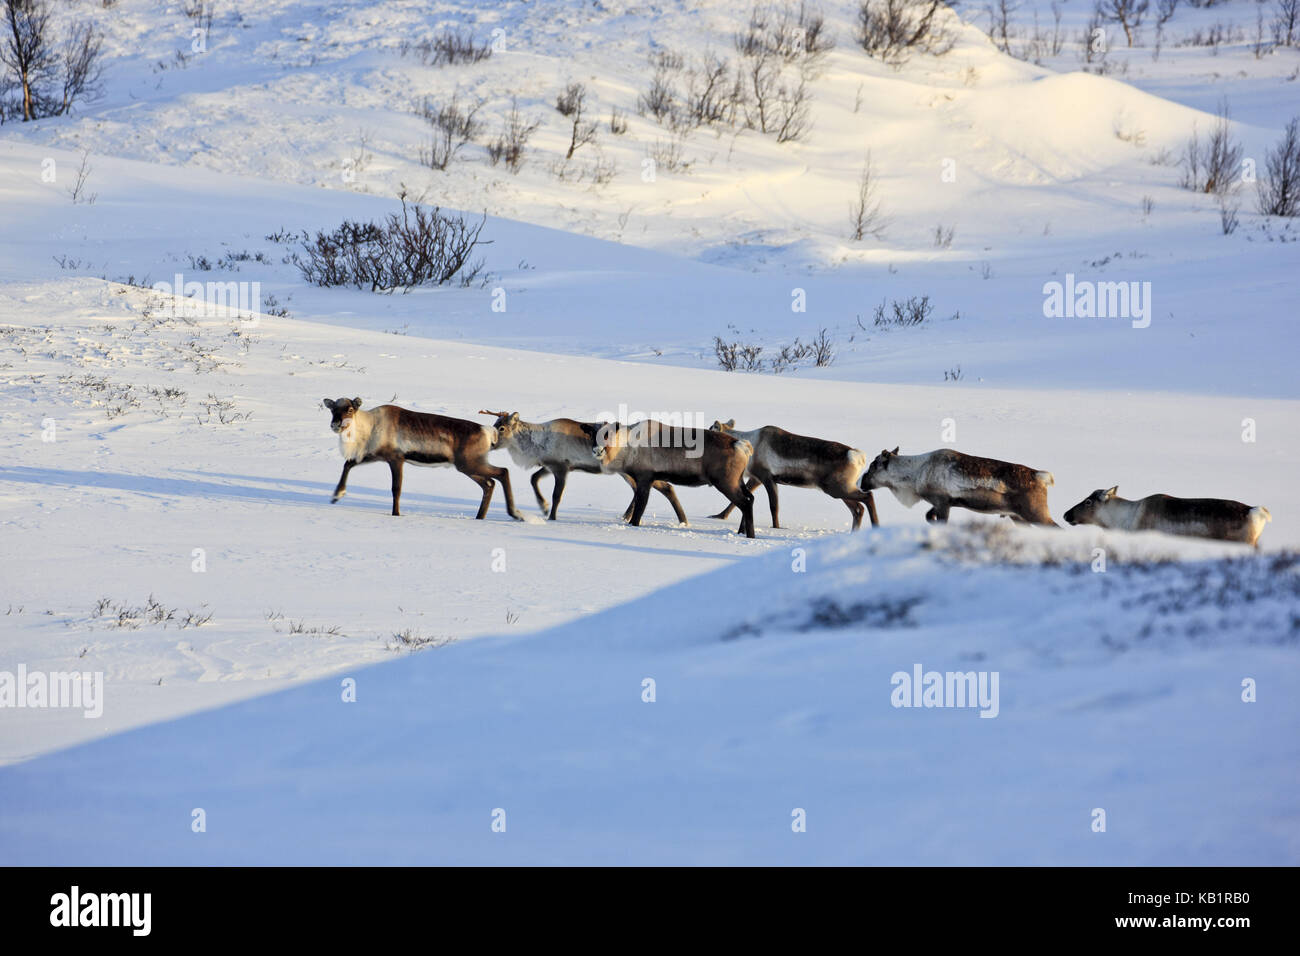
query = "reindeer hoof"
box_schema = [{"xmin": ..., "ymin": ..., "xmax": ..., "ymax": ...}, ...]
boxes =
[{"xmin": 331, "ymin": 492, "xmax": 344, "ymax": 503}]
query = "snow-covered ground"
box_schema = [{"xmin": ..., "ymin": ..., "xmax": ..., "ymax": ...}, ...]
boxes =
[{"xmin": 0, "ymin": 0, "xmax": 1296, "ymax": 864}]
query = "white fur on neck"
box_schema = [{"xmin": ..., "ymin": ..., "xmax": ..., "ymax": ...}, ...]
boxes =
[{"xmin": 338, "ymin": 409, "xmax": 373, "ymax": 463}]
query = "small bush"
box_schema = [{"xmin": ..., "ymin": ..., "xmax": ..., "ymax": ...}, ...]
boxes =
[
  {"xmin": 870, "ymin": 295, "xmax": 933, "ymax": 328},
  {"xmin": 849, "ymin": 152, "xmax": 888, "ymax": 240},
  {"xmin": 1257, "ymin": 117, "xmax": 1300, "ymax": 217},
  {"xmin": 714, "ymin": 337, "xmax": 765, "ymax": 371},
  {"xmin": 417, "ymin": 94, "xmax": 483, "ymax": 170},
  {"xmin": 400, "ymin": 29, "xmax": 492, "ymax": 66},
  {"xmin": 1180, "ymin": 101, "xmax": 1241, "ymax": 196},
  {"xmin": 486, "ymin": 98, "xmax": 540, "ymax": 173},
  {"xmin": 556, "ymin": 82, "xmax": 597, "ymax": 159},
  {"xmin": 855, "ymin": 0, "xmax": 955, "ymax": 66},
  {"xmin": 293, "ymin": 199, "xmax": 488, "ymax": 292}
]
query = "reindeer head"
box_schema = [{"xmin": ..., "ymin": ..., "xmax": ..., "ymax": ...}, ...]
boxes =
[
  {"xmin": 479, "ymin": 410, "xmax": 519, "ymax": 445},
  {"xmin": 322, "ymin": 397, "xmax": 363, "ymax": 433},
  {"xmin": 591, "ymin": 421, "xmax": 629, "ymax": 465},
  {"xmin": 861, "ymin": 447, "xmax": 900, "ymax": 490},
  {"xmin": 1063, "ymin": 487, "xmax": 1118, "ymax": 526},
  {"xmin": 709, "ymin": 419, "xmax": 736, "ymax": 433}
]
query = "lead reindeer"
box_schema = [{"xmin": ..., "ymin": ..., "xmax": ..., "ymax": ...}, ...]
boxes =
[
  {"xmin": 479, "ymin": 410, "xmax": 688, "ymax": 524},
  {"xmin": 1064, "ymin": 487, "xmax": 1271, "ymax": 547},
  {"xmin": 593, "ymin": 420, "xmax": 757, "ymax": 538},
  {"xmin": 861, "ymin": 448, "xmax": 1057, "ymax": 525},
  {"xmin": 322, "ymin": 398, "xmax": 522, "ymax": 520},
  {"xmin": 706, "ymin": 419, "xmax": 880, "ymax": 531}
]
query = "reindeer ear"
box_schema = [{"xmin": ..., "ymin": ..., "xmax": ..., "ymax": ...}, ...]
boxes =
[
  {"xmin": 890, "ymin": 446, "xmax": 900, "ymax": 455},
  {"xmin": 1105, "ymin": 486, "xmax": 1118, "ymax": 498},
  {"xmin": 725, "ymin": 419, "xmax": 735, "ymax": 428},
  {"xmin": 351, "ymin": 397, "xmax": 362, "ymax": 409},
  {"xmin": 508, "ymin": 412, "xmax": 519, "ymax": 424},
  {"xmin": 322, "ymin": 398, "xmax": 335, "ymax": 410}
]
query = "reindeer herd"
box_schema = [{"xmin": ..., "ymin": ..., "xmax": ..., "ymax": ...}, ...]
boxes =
[{"xmin": 321, "ymin": 398, "xmax": 1273, "ymax": 548}]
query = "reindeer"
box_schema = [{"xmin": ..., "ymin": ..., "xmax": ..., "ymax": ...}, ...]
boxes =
[
  {"xmin": 322, "ymin": 398, "xmax": 522, "ymax": 520},
  {"xmin": 706, "ymin": 420, "xmax": 879, "ymax": 531},
  {"xmin": 1064, "ymin": 487, "xmax": 1271, "ymax": 547},
  {"xmin": 593, "ymin": 420, "xmax": 757, "ymax": 538},
  {"xmin": 479, "ymin": 411, "xmax": 688, "ymax": 524},
  {"xmin": 861, "ymin": 448, "xmax": 1057, "ymax": 526}
]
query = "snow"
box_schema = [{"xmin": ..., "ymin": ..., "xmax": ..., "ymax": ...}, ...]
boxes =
[{"xmin": 0, "ymin": 0, "xmax": 1296, "ymax": 863}]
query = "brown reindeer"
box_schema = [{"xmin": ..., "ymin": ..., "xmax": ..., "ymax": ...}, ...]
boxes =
[
  {"xmin": 323, "ymin": 398, "xmax": 522, "ymax": 520},
  {"xmin": 707, "ymin": 420, "xmax": 880, "ymax": 530},
  {"xmin": 861, "ymin": 448, "xmax": 1056, "ymax": 526},
  {"xmin": 594, "ymin": 420, "xmax": 757, "ymax": 537},
  {"xmin": 480, "ymin": 411, "xmax": 688, "ymax": 524},
  {"xmin": 1064, "ymin": 487, "xmax": 1271, "ymax": 547}
]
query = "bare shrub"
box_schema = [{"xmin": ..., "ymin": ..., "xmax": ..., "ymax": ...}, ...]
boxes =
[
  {"xmin": 647, "ymin": 135, "xmax": 692, "ymax": 173},
  {"xmin": 714, "ymin": 337, "xmax": 765, "ymax": 371},
  {"xmin": 1218, "ymin": 191, "xmax": 1239, "ymax": 234},
  {"xmin": 932, "ymin": 223, "xmax": 954, "ymax": 248},
  {"xmin": 854, "ymin": 0, "xmax": 955, "ymax": 67},
  {"xmin": 486, "ymin": 98, "xmax": 540, "ymax": 173},
  {"xmin": 986, "ymin": 0, "xmax": 1018, "ymax": 53},
  {"xmin": 1257, "ymin": 117, "xmax": 1300, "ymax": 217},
  {"xmin": 849, "ymin": 152, "xmax": 888, "ymax": 240},
  {"xmin": 66, "ymin": 148, "xmax": 96, "ymax": 204},
  {"xmin": 867, "ymin": 295, "xmax": 934, "ymax": 327},
  {"xmin": 400, "ymin": 29, "xmax": 492, "ymax": 66},
  {"xmin": 555, "ymin": 81, "xmax": 584, "ymax": 117},
  {"xmin": 293, "ymin": 199, "xmax": 488, "ymax": 292},
  {"xmin": 638, "ymin": 54, "xmax": 681, "ymax": 122},
  {"xmin": 417, "ymin": 94, "xmax": 483, "ymax": 170},
  {"xmin": 1175, "ymin": 21, "xmax": 1242, "ymax": 49},
  {"xmin": 1, "ymin": 0, "xmax": 104, "ymax": 120},
  {"xmin": 556, "ymin": 82, "xmax": 597, "ymax": 159},
  {"xmin": 1081, "ymin": 4, "xmax": 1108, "ymax": 64},
  {"xmin": 1180, "ymin": 101, "xmax": 1241, "ymax": 195},
  {"xmin": 810, "ymin": 327, "xmax": 835, "ymax": 366},
  {"xmin": 57, "ymin": 22, "xmax": 103, "ymax": 114},
  {"xmin": 735, "ymin": 2, "xmax": 835, "ymax": 76},
  {"xmin": 684, "ymin": 50, "xmax": 735, "ymax": 127},
  {"xmin": 1097, "ymin": 0, "xmax": 1149, "ymax": 46},
  {"xmin": 609, "ymin": 106, "xmax": 628, "ymax": 134},
  {"xmin": 1276, "ymin": 0, "xmax": 1299, "ymax": 46}
]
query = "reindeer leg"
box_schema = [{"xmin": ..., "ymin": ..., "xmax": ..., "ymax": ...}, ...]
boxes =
[
  {"xmin": 708, "ymin": 477, "xmax": 757, "ymax": 520},
  {"xmin": 844, "ymin": 498, "xmax": 865, "ymax": 531},
  {"xmin": 620, "ymin": 474, "xmax": 638, "ymax": 522},
  {"xmin": 530, "ymin": 467, "xmax": 551, "ymax": 515},
  {"xmin": 841, "ymin": 488, "xmax": 879, "ymax": 529},
  {"xmin": 331, "ymin": 461, "xmax": 355, "ymax": 503},
  {"xmin": 492, "ymin": 465, "xmax": 523, "ymax": 521},
  {"xmin": 720, "ymin": 480, "xmax": 755, "ymax": 538},
  {"xmin": 627, "ymin": 476, "xmax": 654, "ymax": 527},
  {"xmin": 548, "ymin": 466, "xmax": 569, "ymax": 521},
  {"xmin": 760, "ymin": 476, "xmax": 780, "ymax": 529},
  {"xmin": 739, "ymin": 484, "xmax": 756, "ymax": 538},
  {"xmin": 388, "ymin": 459, "xmax": 404, "ymax": 516},
  {"xmin": 925, "ymin": 501, "xmax": 950, "ymax": 524},
  {"xmin": 654, "ymin": 480, "xmax": 689, "ymax": 526},
  {"xmin": 470, "ymin": 474, "xmax": 495, "ymax": 519}
]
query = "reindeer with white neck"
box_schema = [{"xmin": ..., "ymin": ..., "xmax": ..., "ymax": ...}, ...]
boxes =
[{"xmin": 322, "ymin": 397, "xmax": 522, "ymax": 520}]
